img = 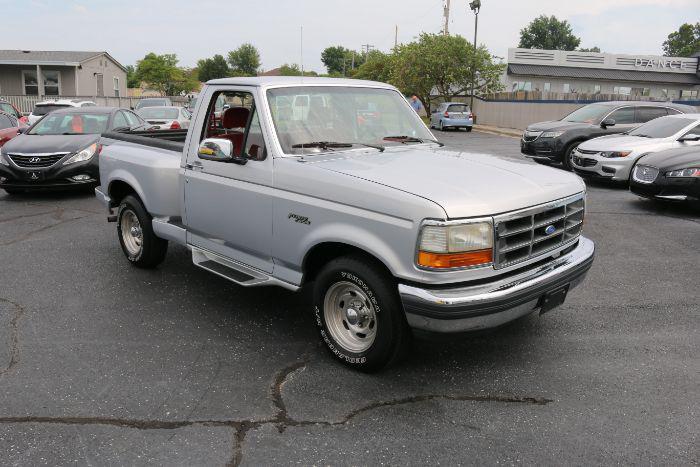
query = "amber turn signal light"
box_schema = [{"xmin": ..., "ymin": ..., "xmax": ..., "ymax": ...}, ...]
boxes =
[{"xmin": 417, "ymin": 249, "xmax": 493, "ymax": 269}]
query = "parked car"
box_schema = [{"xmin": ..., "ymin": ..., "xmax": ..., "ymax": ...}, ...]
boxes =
[
  {"xmin": 134, "ymin": 97, "xmax": 173, "ymax": 111},
  {"xmin": 571, "ymin": 114, "xmax": 700, "ymax": 182},
  {"xmin": 137, "ymin": 106, "xmax": 191, "ymax": 130},
  {"xmin": 28, "ymin": 99, "xmax": 97, "ymax": 126},
  {"xmin": 0, "ymin": 100, "xmax": 29, "ymax": 125},
  {"xmin": 521, "ymin": 101, "xmax": 696, "ymax": 170},
  {"xmin": 0, "ymin": 107, "xmax": 148, "ymax": 194},
  {"xmin": 630, "ymin": 147, "xmax": 700, "ymax": 205},
  {"xmin": 94, "ymin": 77, "xmax": 594, "ymax": 371},
  {"xmin": 429, "ymin": 102, "xmax": 474, "ymax": 131},
  {"xmin": 0, "ymin": 111, "xmax": 25, "ymax": 148}
]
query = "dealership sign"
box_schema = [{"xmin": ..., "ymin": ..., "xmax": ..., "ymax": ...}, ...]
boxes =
[{"xmin": 634, "ymin": 58, "xmax": 686, "ymax": 70}]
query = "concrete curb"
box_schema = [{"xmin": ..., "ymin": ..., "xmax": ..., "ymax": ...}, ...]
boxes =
[{"xmin": 473, "ymin": 125, "xmax": 522, "ymax": 138}]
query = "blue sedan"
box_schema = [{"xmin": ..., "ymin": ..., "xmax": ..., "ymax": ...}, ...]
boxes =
[{"xmin": 430, "ymin": 102, "xmax": 473, "ymax": 132}]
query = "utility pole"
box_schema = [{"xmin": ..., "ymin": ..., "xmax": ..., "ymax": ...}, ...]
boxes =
[
  {"xmin": 361, "ymin": 44, "xmax": 375, "ymax": 59},
  {"xmin": 468, "ymin": 0, "xmax": 481, "ymax": 109},
  {"xmin": 394, "ymin": 25, "xmax": 398, "ymax": 49},
  {"xmin": 443, "ymin": 0, "xmax": 451, "ymax": 35}
]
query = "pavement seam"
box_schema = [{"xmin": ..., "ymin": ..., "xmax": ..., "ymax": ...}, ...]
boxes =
[{"xmin": 0, "ymin": 298, "xmax": 25, "ymax": 377}]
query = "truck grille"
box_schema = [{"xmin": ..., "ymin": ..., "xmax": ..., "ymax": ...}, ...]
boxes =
[
  {"xmin": 522, "ymin": 130, "xmax": 542, "ymax": 142},
  {"xmin": 494, "ymin": 194, "xmax": 585, "ymax": 269},
  {"xmin": 632, "ymin": 165, "xmax": 659, "ymax": 184},
  {"xmin": 8, "ymin": 153, "xmax": 67, "ymax": 168}
]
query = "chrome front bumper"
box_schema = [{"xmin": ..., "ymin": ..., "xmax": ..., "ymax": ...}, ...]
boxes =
[{"xmin": 399, "ymin": 237, "xmax": 595, "ymax": 333}]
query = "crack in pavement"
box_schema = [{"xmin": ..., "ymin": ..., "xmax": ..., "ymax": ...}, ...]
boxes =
[
  {"xmin": 0, "ymin": 353, "xmax": 553, "ymax": 466},
  {"xmin": 0, "ymin": 213, "xmax": 90, "ymax": 247},
  {"xmin": 0, "ymin": 298, "xmax": 25, "ymax": 377}
]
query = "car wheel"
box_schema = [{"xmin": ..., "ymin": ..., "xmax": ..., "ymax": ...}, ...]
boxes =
[
  {"xmin": 312, "ymin": 255, "xmax": 411, "ymax": 372},
  {"xmin": 117, "ymin": 194, "xmax": 168, "ymax": 268},
  {"xmin": 562, "ymin": 142, "xmax": 581, "ymax": 171},
  {"xmin": 439, "ymin": 120, "xmax": 445, "ymax": 131},
  {"xmin": 466, "ymin": 126, "xmax": 472, "ymax": 132}
]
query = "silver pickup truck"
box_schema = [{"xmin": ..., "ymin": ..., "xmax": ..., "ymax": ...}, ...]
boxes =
[{"xmin": 96, "ymin": 77, "xmax": 595, "ymax": 371}]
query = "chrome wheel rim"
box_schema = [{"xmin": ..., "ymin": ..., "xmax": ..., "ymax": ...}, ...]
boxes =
[
  {"xmin": 120, "ymin": 209, "xmax": 143, "ymax": 256},
  {"xmin": 567, "ymin": 144, "xmax": 579, "ymax": 168},
  {"xmin": 323, "ymin": 281, "xmax": 377, "ymax": 353}
]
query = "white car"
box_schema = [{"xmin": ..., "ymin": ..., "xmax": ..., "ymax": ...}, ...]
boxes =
[
  {"xmin": 136, "ymin": 106, "xmax": 191, "ymax": 130},
  {"xmin": 28, "ymin": 99, "xmax": 96, "ymax": 126},
  {"xmin": 571, "ymin": 114, "xmax": 700, "ymax": 182}
]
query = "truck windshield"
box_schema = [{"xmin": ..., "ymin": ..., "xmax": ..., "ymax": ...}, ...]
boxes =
[
  {"xmin": 562, "ymin": 104, "xmax": 612, "ymax": 124},
  {"xmin": 267, "ymin": 86, "xmax": 435, "ymax": 154}
]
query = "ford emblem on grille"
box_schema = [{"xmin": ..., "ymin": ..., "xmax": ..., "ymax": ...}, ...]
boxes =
[{"xmin": 544, "ymin": 225, "xmax": 556, "ymax": 235}]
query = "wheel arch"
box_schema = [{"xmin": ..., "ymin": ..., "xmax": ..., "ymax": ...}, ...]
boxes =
[{"xmin": 301, "ymin": 241, "xmax": 395, "ymax": 286}]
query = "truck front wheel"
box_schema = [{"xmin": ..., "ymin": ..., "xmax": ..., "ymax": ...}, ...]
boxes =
[
  {"xmin": 117, "ymin": 195, "xmax": 168, "ymax": 268},
  {"xmin": 312, "ymin": 255, "xmax": 411, "ymax": 372}
]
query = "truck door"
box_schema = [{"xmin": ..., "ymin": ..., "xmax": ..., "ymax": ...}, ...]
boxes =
[{"xmin": 183, "ymin": 88, "xmax": 274, "ymax": 273}]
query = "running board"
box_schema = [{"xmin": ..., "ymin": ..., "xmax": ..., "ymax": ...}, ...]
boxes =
[{"xmin": 191, "ymin": 247, "xmax": 298, "ymax": 291}]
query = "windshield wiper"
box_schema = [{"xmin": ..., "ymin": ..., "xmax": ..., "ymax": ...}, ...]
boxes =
[
  {"xmin": 291, "ymin": 141, "xmax": 385, "ymax": 152},
  {"xmin": 632, "ymin": 134, "xmax": 652, "ymax": 138},
  {"xmin": 383, "ymin": 135, "xmax": 445, "ymax": 147}
]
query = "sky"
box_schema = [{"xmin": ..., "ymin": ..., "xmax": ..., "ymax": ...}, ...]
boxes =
[{"xmin": 2, "ymin": 0, "xmax": 699, "ymax": 72}]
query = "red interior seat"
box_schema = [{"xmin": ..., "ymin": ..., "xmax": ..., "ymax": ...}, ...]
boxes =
[{"xmin": 216, "ymin": 107, "xmax": 249, "ymax": 155}]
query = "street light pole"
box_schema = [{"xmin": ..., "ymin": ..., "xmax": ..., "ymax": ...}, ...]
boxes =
[{"xmin": 468, "ymin": 0, "xmax": 481, "ymax": 110}]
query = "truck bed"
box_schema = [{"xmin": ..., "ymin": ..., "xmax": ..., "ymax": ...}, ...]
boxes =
[{"xmin": 102, "ymin": 129, "xmax": 187, "ymax": 152}]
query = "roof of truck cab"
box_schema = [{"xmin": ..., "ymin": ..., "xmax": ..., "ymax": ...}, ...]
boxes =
[{"xmin": 206, "ymin": 76, "xmax": 395, "ymax": 89}]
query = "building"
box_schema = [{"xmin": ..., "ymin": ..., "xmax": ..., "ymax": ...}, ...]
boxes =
[
  {"xmin": 503, "ymin": 48, "xmax": 700, "ymax": 100},
  {"xmin": 0, "ymin": 50, "xmax": 127, "ymax": 98}
]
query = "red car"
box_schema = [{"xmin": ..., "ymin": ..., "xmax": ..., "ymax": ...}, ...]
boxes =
[
  {"xmin": 0, "ymin": 100, "xmax": 28, "ymax": 126},
  {"xmin": 0, "ymin": 111, "xmax": 24, "ymax": 148}
]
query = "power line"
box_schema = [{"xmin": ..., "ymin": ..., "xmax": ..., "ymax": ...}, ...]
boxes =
[{"xmin": 361, "ymin": 44, "xmax": 375, "ymax": 58}]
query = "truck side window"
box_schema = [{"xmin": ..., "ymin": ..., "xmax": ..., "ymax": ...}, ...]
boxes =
[
  {"xmin": 201, "ymin": 90, "xmax": 255, "ymax": 157},
  {"xmin": 243, "ymin": 109, "xmax": 266, "ymax": 161}
]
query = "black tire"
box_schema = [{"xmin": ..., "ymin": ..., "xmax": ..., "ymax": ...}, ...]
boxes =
[
  {"xmin": 438, "ymin": 120, "xmax": 445, "ymax": 131},
  {"xmin": 117, "ymin": 194, "xmax": 168, "ymax": 268},
  {"xmin": 465, "ymin": 126, "xmax": 472, "ymax": 132},
  {"xmin": 2, "ymin": 188, "xmax": 25, "ymax": 195},
  {"xmin": 562, "ymin": 142, "xmax": 582, "ymax": 171},
  {"xmin": 312, "ymin": 255, "xmax": 411, "ymax": 372}
]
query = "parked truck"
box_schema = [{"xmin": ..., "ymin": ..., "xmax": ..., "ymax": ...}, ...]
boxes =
[{"xmin": 95, "ymin": 77, "xmax": 595, "ymax": 371}]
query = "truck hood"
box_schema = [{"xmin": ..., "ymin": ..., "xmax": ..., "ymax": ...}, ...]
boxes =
[
  {"xmin": 307, "ymin": 146, "xmax": 585, "ymax": 218},
  {"xmin": 579, "ymin": 134, "xmax": 669, "ymax": 152}
]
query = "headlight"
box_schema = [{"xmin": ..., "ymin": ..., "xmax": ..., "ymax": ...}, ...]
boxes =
[
  {"xmin": 417, "ymin": 220, "xmax": 493, "ymax": 269},
  {"xmin": 540, "ymin": 130, "xmax": 565, "ymax": 138},
  {"xmin": 666, "ymin": 167, "xmax": 700, "ymax": 178},
  {"xmin": 600, "ymin": 151, "xmax": 631, "ymax": 158},
  {"xmin": 63, "ymin": 143, "xmax": 99, "ymax": 165}
]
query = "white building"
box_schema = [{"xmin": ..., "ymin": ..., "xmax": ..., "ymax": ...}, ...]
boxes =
[{"xmin": 503, "ymin": 48, "xmax": 700, "ymax": 101}]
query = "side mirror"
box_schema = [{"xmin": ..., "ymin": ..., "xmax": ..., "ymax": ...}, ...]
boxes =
[
  {"xmin": 601, "ymin": 118, "xmax": 616, "ymax": 129},
  {"xmin": 678, "ymin": 133, "xmax": 700, "ymax": 142},
  {"xmin": 197, "ymin": 138, "xmax": 247, "ymax": 165}
]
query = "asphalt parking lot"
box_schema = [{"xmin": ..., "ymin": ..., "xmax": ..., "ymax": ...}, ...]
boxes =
[{"xmin": 0, "ymin": 130, "xmax": 698, "ymax": 466}]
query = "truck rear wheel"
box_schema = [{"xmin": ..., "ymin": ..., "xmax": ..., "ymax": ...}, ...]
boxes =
[
  {"xmin": 117, "ymin": 195, "xmax": 168, "ymax": 268},
  {"xmin": 312, "ymin": 255, "xmax": 411, "ymax": 372}
]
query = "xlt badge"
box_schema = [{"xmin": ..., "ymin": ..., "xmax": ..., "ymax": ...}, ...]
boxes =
[{"xmin": 288, "ymin": 213, "xmax": 311, "ymax": 225}]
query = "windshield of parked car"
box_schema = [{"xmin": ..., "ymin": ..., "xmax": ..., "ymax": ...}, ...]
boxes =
[
  {"xmin": 267, "ymin": 86, "xmax": 435, "ymax": 154},
  {"xmin": 446, "ymin": 104, "xmax": 470, "ymax": 113},
  {"xmin": 562, "ymin": 104, "xmax": 613, "ymax": 124},
  {"xmin": 28, "ymin": 112, "xmax": 110, "ymax": 135},
  {"xmin": 628, "ymin": 116, "xmax": 696, "ymax": 138},
  {"xmin": 33, "ymin": 104, "xmax": 71, "ymax": 116},
  {"xmin": 136, "ymin": 99, "xmax": 168, "ymax": 109},
  {"xmin": 138, "ymin": 107, "xmax": 180, "ymax": 119},
  {"xmin": 0, "ymin": 103, "xmax": 19, "ymax": 117}
]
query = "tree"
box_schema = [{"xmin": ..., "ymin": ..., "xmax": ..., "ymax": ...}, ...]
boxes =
[
  {"xmin": 197, "ymin": 55, "xmax": 230, "ymax": 82},
  {"xmin": 279, "ymin": 64, "xmax": 302, "ymax": 76},
  {"xmin": 135, "ymin": 53, "xmax": 182, "ymax": 96},
  {"xmin": 125, "ymin": 65, "xmax": 140, "ymax": 88},
  {"xmin": 353, "ymin": 51, "xmax": 392, "ymax": 83},
  {"xmin": 578, "ymin": 46, "xmax": 601, "ymax": 53},
  {"xmin": 227, "ymin": 43, "xmax": 261, "ymax": 76},
  {"xmin": 321, "ymin": 46, "xmax": 349, "ymax": 75},
  {"xmin": 389, "ymin": 33, "xmax": 504, "ymax": 114},
  {"xmin": 663, "ymin": 22, "xmax": 700, "ymax": 57},
  {"xmin": 518, "ymin": 15, "xmax": 581, "ymax": 51}
]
